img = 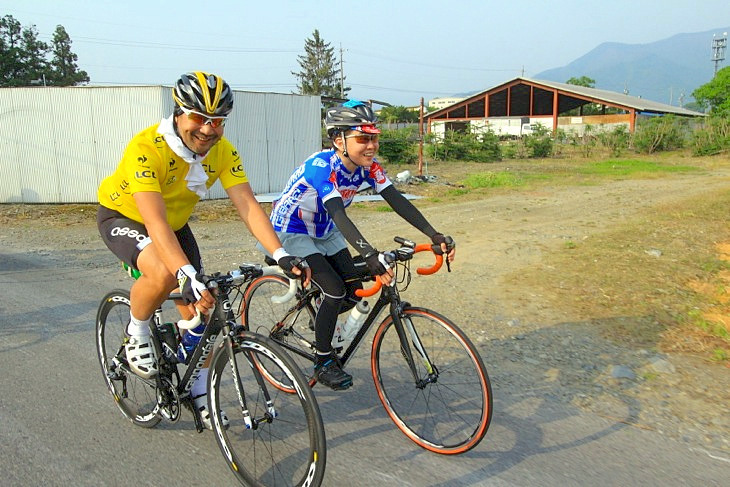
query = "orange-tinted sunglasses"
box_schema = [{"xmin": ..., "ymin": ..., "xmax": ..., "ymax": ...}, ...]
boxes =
[
  {"xmin": 180, "ymin": 106, "xmax": 227, "ymax": 128},
  {"xmin": 345, "ymin": 133, "xmax": 379, "ymax": 144}
]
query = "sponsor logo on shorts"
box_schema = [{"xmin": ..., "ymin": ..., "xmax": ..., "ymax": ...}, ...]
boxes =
[{"xmin": 110, "ymin": 226, "xmax": 148, "ymax": 243}]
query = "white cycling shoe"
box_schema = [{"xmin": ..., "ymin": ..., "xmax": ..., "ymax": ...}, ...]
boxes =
[
  {"xmin": 125, "ymin": 334, "xmax": 158, "ymax": 379},
  {"xmin": 194, "ymin": 395, "xmax": 229, "ymax": 430}
]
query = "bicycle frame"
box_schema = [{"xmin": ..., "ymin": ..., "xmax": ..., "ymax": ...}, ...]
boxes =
[
  {"xmin": 154, "ymin": 277, "xmax": 276, "ymax": 430},
  {"xmin": 256, "ymin": 245, "xmax": 442, "ymax": 387}
]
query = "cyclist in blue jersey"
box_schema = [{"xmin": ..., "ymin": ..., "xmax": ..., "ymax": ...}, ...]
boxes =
[{"xmin": 267, "ymin": 100, "xmax": 455, "ymax": 390}]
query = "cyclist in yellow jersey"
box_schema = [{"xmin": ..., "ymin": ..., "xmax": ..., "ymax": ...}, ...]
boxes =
[{"xmin": 97, "ymin": 71, "xmax": 308, "ymax": 429}]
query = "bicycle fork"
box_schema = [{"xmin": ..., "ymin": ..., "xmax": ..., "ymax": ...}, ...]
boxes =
[
  {"xmin": 391, "ymin": 303, "xmax": 439, "ymax": 388},
  {"xmin": 223, "ymin": 324, "xmax": 278, "ymax": 429}
]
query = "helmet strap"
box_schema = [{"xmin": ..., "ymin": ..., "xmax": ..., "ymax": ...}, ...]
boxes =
[{"xmin": 341, "ymin": 135, "xmax": 349, "ymax": 158}]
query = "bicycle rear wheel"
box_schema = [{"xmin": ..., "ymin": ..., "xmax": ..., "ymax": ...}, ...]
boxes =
[
  {"xmin": 209, "ymin": 333, "xmax": 326, "ymax": 487},
  {"xmin": 95, "ymin": 290, "xmax": 161, "ymax": 428},
  {"xmin": 371, "ymin": 307, "xmax": 492, "ymax": 454},
  {"xmin": 242, "ymin": 275, "xmax": 317, "ymax": 391}
]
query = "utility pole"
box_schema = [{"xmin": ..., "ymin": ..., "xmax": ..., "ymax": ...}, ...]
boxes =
[
  {"xmin": 418, "ymin": 97, "xmax": 424, "ymax": 176},
  {"xmin": 339, "ymin": 44, "xmax": 345, "ymax": 98},
  {"xmin": 711, "ymin": 32, "xmax": 727, "ymax": 76}
]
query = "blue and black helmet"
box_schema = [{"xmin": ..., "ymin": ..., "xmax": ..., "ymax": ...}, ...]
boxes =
[{"xmin": 325, "ymin": 100, "xmax": 379, "ymax": 138}]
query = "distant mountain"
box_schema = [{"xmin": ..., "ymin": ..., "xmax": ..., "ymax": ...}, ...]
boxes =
[{"xmin": 534, "ymin": 27, "xmax": 730, "ymax": 105}]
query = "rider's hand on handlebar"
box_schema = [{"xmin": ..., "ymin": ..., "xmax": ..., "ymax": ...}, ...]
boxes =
[
  {"xmin": 431, "ymin": 233, "xmax": 456, "ymax": 263},
  {"xmin": 192, "ymin": 289, "xmax": 215, "ymax": 317},
  {"xmin": 277, "ymin": 254, "xmax": 312, "ymax": 288},
  {"xmin": 365, "ymin": 250, "xmax": 394, "ymax": 286},
  {"xmin": 177, "ymin": 265, "xmax": 207, "ymax": 303},
  {"xmin": 177, "ymin": 264, "xmax": 215, "ymax": 316}
]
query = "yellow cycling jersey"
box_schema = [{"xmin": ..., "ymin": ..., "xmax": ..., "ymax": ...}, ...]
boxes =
[{"xmin": 98, "ymin": 123, "xmax": 248, "ymax": 230}]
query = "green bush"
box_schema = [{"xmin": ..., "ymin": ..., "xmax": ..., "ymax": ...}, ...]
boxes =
[
  {"xmin": 502, "ymin": 140, "xmax": 527, "ymax": 159},
  {"xmin": 691, "ymin": 116, "xmax": 730, "ymax": 156},
  {"xmin": 572, "ymin": 125, "xmax": 598, "ymax": 158},
  {"xmin": 426, "ymin": 128, "xmax": 501, "ymax": 162},
  {"xmin": 471, "ymin": 129, "xmax": 502, "ymax": 162},
  {"xmin": 632, "ymin": 115, "xmax": 688, "ymax": 153},
  {"xmin": 377, "ymin": 127, "xmax": 419, "ymax": 165},
  {"xmin": 523, "ymin": 124, "xmax": 553, "ymax": 158},
  {"xmin": 597, "ymin": 125, "xmax": 630, "ymax": 157}
]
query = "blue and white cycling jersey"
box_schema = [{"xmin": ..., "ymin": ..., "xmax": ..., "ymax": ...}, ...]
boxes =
[{"xmin": 271, "ymin": 149, "xmax": 392, "ymax": 237}]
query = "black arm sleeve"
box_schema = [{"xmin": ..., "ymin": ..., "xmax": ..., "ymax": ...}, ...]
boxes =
[
  {"xmin": 323, "ymin": 197, "xmax": 376, "ymax": 257},
  {"xmin": 379, "ymin": 185, "xmax": 438, "ymax": 238}
]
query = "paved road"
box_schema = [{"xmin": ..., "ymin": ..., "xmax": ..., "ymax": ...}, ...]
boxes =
[{"xmin": 0, "ymin": 248, "xmax": 727, "ymax": 486}]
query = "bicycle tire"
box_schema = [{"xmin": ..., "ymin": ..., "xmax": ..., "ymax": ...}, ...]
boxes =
[
  {"xmin": 371, "ymin": 307, "xmax": 492, "ymax": 454},
  {"xmin": 242, "ymin": 275, "xmax": 317, "ymax": 392},
  {"xmin": 95, "ymin": 290, "xmax": 161, "ymax": 428},
  {"xmin": 208, "ymin": 332, "xmax": 326, "ymax": 487}
]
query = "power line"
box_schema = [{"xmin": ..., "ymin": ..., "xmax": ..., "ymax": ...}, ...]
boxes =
[
  {"xmin": 349, "ymin": 83, "xmax": 455, "ymax": 96},
  {"xmin": 35, "ymin": 34, "xmax": 299, "ymax": 54},
  {"xmin": 348, "ymin": 48, "xmax": 521, "ymax": 73}
]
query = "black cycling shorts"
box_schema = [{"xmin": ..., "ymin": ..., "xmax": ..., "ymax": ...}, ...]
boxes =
[{"xmin": 97, "ymin": 205, "xmax": 202, "ymax": 273}]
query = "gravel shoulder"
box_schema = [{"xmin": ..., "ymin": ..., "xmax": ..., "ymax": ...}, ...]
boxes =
[{"xmin": 1, "ymin": 157, "xmax": 729, "ymax": 454}]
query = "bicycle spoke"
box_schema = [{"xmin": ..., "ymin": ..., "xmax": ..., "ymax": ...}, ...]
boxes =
[
  {"xmin": 372, "ymin": 307, "xmax": 492, "ymax": 454},
  {"xmin": 209, "ymin": 335, "xmax": 325, "ymax": 486},
  {"xmin": 243, "ymin": 275, "xmax": 318, "ymax": 390},
  {"xmin": 96, "ymin": 290, "xmax": 161, "ymax": 428}
]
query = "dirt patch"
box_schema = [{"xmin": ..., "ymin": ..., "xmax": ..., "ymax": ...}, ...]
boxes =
[{"xmin": 1, "ymin": 153, "xmax": 729, "ymax": 451}]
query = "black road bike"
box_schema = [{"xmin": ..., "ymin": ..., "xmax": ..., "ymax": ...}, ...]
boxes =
[
  {"xmin": 96, "ymin": 264, "xmax": 326, "ymax": 487},
  {"xmin": 241, "ymin": 237, "xmax": 492, "ymax": 455}
]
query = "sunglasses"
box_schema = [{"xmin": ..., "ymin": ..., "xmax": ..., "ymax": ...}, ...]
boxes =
[
  {"xmin": 344, "ymin": 134, "xmax": 379, "ymax": 144},
  {"xmin": 179, "ymin": 106, "xmax": 227, "ymax": 128}
]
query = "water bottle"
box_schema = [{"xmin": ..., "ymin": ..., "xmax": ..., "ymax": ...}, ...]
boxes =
[
  {"xmin": 156, "ymin": 321, "xmax": 180, "ymax": 362},
  {"xmin": 177, "ymin": 322, "xmax": 205, "ymax": 364},
  {"xmin": 331, "ymin": 301, "xmax": 369, "ymax": 349}
]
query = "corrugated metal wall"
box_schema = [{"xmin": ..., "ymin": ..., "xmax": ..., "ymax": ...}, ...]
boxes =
[{"xmin": 0, "ymin": 86, "xmax": 320, "ymax": 203}]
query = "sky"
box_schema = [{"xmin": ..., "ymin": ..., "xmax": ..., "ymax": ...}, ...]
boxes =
[{"xmin": 2, "ymin": 0, "xmax": 729, "ymax": 106}]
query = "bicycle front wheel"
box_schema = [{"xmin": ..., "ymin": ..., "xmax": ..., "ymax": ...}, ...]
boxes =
[
  {"xmin": 209, "ymin": 332, "xmax": 326, "ymax": 487},
  {"xmin": 243, "ymin": 274, "xmax": 317, "ymax": 391},
  {"xmin": 371, "ymin": 307, "xmax": 492, "ymax": 454},
  {"xmin": 95, "ymin": 290, "xmax": 161, "ymax": 428}
]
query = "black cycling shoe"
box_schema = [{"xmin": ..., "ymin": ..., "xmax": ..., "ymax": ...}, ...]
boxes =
[{"xmin": 314, "ymin": 357, "xmax": 353, "ymax": 391}]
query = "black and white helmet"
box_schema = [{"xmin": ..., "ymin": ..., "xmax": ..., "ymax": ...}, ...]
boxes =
[
  {"xmin": 325, "ymin": 100, "xmax": 379, "ymax": 138},
  {"xmin": 172, "ymin": 71, "xmax": 233, "ymax": 116}
]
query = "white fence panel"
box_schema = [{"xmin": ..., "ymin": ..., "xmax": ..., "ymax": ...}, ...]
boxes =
[{"xmin": 0, "ymin": 86, "xmax": 319, "ymax": 203}]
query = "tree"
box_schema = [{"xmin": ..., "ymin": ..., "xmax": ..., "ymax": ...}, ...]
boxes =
[
  {"xmin": 566, "ymin": 75, "xmax": 600, "ymax": 115},
  {"xmin": 292, "ymin": 29, "xmax": 348, "ymax": 98},
  {"xmin": 379, "ymin": 105, "xmax": 418, "ymax": 126},
  {"xmin": 18, "ymin": 23, "xmax": 49, "ymax": 85},
  {"xmin": 48, "ymin": 25, "xmax": 89, "ymax": 86},
  {"xmin": 0, "ymin": 15, "xmax": 48, "ymax": 86},
  {"xmin": 566, "ymin": 76, "xmax": 596, "ymax": 88},
  {"xmin": 0, "ymin": 15, "xmax": 87, "ymax": 87},
  {"xmin": 692, "ymin": 66, "xmax": 730, "ymax": 116}
]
